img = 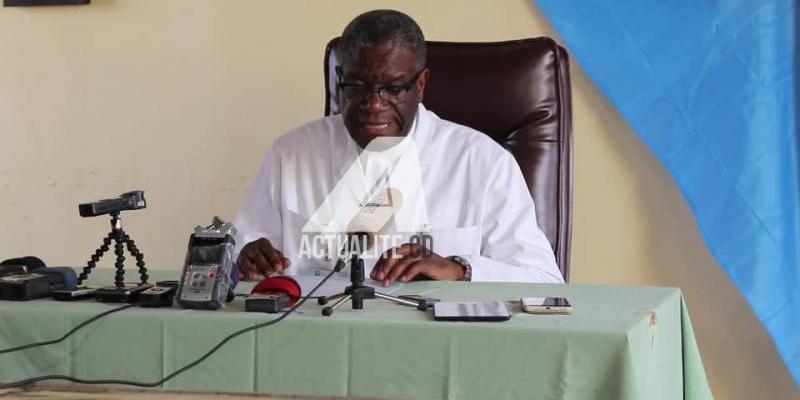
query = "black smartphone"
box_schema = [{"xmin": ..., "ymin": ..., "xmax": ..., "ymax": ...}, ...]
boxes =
[
  {"xmin": 433, "ymin": 301, "xmax": 511, "ymax": 322},
  {"xmin": 53, "ymin": 287, "xmax": 97, "ymax": 301}
]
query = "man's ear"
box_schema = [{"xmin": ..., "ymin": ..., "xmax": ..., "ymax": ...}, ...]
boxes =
[{"xmin": 416, "ymin": 68, "xmax": 431, "ymax": 102}]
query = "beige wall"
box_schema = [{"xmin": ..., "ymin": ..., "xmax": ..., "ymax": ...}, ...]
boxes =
[{"xmin": 0, "ymin": 1, "xmax": 797, "ymax": 398}]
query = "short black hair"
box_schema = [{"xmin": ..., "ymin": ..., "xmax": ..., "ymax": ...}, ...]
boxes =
[{"xmin": 337, "ymin": 10, "xmax": 427, "ymax": 70}]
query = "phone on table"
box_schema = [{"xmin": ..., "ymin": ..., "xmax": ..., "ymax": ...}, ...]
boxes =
[
  {"xmin": 52, "ymin": 286, "xmax": 97, "ymax": 301},
  {"xmin": 521, "ymin": 297, "xmax": 572, "ymax": 314},
  {"xmin": 433, "ymin": 301, "xmax": 511, "ymax": 322}
]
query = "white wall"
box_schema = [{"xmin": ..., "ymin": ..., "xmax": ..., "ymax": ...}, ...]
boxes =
[{"xmin": 1, "ymin": 1, "xmax": 798, "ymax": 398}]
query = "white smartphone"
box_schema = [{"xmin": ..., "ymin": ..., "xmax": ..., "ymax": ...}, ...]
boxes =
[{"xmin": 521, "ymin": 297, "xmax": 572, "ymax": 314}]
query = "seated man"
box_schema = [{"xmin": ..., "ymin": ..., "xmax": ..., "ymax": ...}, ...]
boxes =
[{"xmin": 235, "ymin": 9, "xmax": 563, "ymax": 285}]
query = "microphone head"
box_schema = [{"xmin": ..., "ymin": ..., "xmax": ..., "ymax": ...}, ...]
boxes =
[
  {"xmin": 251, "ymin": 275, "xmax": 302, "ymax": 306},
  {"xmin": 387, "ymin": 187, "xmax": 403, "ymax": 211},
  {"xmin": 345, "ymin": 187, "xmax": 403, "ymax": 249},
  {"xmin": 346, "ymin": 231, "xmax": 374, "ymax": 255}
]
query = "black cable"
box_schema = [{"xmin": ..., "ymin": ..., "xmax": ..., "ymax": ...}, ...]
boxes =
[
  {"xmin": 0, "ymin": 268, "xmax": 339, "ymax": 389},
  {"xmin": 0, "ymin": 304, "xmax": 135, "ymax": 355}
]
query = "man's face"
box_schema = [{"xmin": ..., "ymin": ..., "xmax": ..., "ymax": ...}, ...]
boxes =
[{"xmin": 339, "ymin": 44, "xmax": 429, "ymax": 149}]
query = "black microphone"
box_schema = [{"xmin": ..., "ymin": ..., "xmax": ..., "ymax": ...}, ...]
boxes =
[
  {"xmin": 345, "ymin": 231, "xmax": 373, "ymax": 255},
  {"xmin": 332, "ymin": 231, "xmax": 373, "ymax": 273}
]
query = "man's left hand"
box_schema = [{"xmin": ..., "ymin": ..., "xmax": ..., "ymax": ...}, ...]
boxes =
[{"xmin": 370, "ymin": 243, "xmax": 464, "ymax": 286}]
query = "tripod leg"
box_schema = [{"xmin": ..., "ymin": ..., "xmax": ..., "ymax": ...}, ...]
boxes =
[
  {"xmin": 79, "ymin": 233, "xmax": 114, "ymax": 285},
  {"xmin": 375, "ymin": 292, "xmax": 424, "ymax": 309},
  {"xmin": 322, "ymin": 294, "xmax": 351, "ymax": 316},
  {"xmin": 318, "ymin": 292, "xmax": 346, "ymax": 305},
  {"xmin": 121, "ymin": 232, "xmax": 148, "ymax": 284},
  {"xmin": 113, "ymin": 231, "xmax": 126, "ymax": 287}
]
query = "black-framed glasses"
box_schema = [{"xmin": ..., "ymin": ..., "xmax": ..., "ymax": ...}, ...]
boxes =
[{"xmin": 337, "ymin": 68, "xmax": 425, "ymax": 104}]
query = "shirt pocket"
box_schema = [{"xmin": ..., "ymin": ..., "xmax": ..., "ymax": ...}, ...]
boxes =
[{"xmin": 429, "ymin": 225, "xmax": 480, "ymax": 258}]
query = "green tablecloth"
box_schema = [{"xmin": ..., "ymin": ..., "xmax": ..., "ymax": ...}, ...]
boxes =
[{"xmin": 0, "ymin": 269, "xmax": 712, "ymax": 399}]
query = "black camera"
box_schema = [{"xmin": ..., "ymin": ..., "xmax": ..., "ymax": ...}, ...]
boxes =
[{"xmin": 79, "ymin": 190, "xmax": 146, "ymax": 217}]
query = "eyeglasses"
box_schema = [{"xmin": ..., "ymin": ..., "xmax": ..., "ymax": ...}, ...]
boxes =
[{"xmin": 337, "ymin": 68, "xmax": 425, "ymax": 104}]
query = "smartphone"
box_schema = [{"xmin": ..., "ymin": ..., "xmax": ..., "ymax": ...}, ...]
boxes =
[
  {"xmin": 521, "ymin": 297, "xmax": 572, "ymax": 314},
  {"xmin": 433, "ymin": 301, "xmax": 511, "ymax": 322},
  {"xmin": 52, "ymin": 286, "xmax": 97, "ymax": 301}
]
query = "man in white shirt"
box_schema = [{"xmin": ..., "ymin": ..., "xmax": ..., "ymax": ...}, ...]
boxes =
[{"xmin": 235, "ymin": 9, "xmax": 563, "ymax": 285}]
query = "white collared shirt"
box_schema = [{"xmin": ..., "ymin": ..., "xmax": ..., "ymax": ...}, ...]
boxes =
[{"xmin": 234, "ymin": 104, "xmax": 564, "ymax": 283}]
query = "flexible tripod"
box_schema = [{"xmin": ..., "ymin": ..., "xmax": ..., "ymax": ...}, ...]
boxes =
[
  {"xmin": 317, "ymin": 253, "xmax": 425, "ymax": 316},
  {"xmin": 78, "ymin": 212, "xmax": 149, "ymax": 287}
]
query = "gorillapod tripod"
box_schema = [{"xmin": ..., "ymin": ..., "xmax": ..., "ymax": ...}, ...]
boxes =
[
  {"xmin": 78, "ymin": 212, "xmax": 149, "ymax": 287},
  {"xmin": 317, "ymin": 252, "xmax": 426, "ymax": 316}
]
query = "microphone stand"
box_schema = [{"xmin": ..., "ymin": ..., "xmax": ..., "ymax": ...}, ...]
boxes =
[{"xmin": 317, "ymin": 252, "xmax": 426, "ymax": 316}]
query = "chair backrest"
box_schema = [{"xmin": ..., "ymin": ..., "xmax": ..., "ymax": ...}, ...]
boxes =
[{"xmin": 323, "ymin": 37, "xmax": 573, "ymax": 281}]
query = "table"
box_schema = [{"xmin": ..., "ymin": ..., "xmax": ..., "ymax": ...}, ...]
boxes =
[{"xmin": 0, "ymin": 269, "xmax": 712, "ymax": 399}]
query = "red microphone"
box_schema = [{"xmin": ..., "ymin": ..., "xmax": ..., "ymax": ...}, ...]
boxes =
[{"xmin": 245, "ymin": 275, "xmax": 301, "ymax": 313}]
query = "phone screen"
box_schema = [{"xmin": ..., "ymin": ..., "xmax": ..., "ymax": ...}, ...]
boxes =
[
  {"xmin": 522, "ymin": 297, "xmax": 571, "ymax": 308},
  {"xmin": 543, "ymin": 297, "xmax": 571, "ymax": 307},
  {"xmin": 433, "ymin": 301, "xmax": 511, "ymax": 321}
]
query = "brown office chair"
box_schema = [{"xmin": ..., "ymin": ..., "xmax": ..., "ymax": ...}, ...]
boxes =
[{"xmin": 323, "ymin": 37, "xmax": 573, "ymax": 281}]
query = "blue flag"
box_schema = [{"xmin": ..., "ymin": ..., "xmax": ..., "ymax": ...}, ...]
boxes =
[{"xmin": 535, "ymin": 0, "xmax": 800, "ymax": 385}]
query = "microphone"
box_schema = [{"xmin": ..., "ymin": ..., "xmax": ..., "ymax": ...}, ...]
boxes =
[
  {"xmin": 334, "ymin": 187, "xmax": 403, "ymax": 263},
  {"xmin": 341, "ymin": 231, "xmax": 373, "ymax": 257},
  {"xmin": 347, "ymin": 187, "xmax": 403, "ymax": 237},
  {"xmin": 329, "ymin": 231, "xmax": 373, "ymax": 275},
  {"xmin": 334, "ymin": 187, "xmax": 410, "ymax": 285}
]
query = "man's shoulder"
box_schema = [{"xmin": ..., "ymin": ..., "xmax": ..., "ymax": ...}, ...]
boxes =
[{"xmin": 272, "ymin": 114, "xmax": 343, "ymax": 153}]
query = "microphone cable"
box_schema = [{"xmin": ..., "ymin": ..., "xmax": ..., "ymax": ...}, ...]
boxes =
[
  {"xmin": 0, "ymin": 267, "xmax": 338, "ymax": 389},
  {"xmin": 0, "ymin": 304, "xmax": 135, "ymax": 355}
]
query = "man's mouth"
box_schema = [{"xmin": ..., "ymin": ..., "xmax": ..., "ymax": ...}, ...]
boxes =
[{"xmin": 363, "ymin": 122, "xmax": 393, "ymax": 135}]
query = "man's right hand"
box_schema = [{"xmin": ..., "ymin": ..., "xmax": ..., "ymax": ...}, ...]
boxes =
[{"xmin": 237, "ymin": 238, "xmax": 291, "ymax": 281}]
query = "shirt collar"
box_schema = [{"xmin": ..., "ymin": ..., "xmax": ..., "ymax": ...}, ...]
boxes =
[
  {"xmin": 360, "ymin": 111, "xmax": 418, "ymax": 162},
  {"xmin": 331, "ymin": 104, "xmax": 433, "ymax": 180}
]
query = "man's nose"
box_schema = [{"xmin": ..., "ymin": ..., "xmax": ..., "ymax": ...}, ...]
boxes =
[{"xmin": 361, "ymin": 90, "xmax": 389, "ymax": 111}]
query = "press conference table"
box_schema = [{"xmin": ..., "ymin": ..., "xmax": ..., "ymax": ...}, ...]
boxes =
[{"xmin": 0, "ymin": 269, "xmax": 712, "ymax": 400}]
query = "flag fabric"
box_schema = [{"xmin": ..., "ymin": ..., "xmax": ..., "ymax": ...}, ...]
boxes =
[{"xmin": 535, "ymin": 0, "xmax": 800, "ymax": 385}]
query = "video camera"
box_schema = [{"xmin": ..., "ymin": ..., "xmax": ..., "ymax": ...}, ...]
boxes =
[{"xmin": 79, "ymin": 190, "xmax": 146, "ymax": 217}]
